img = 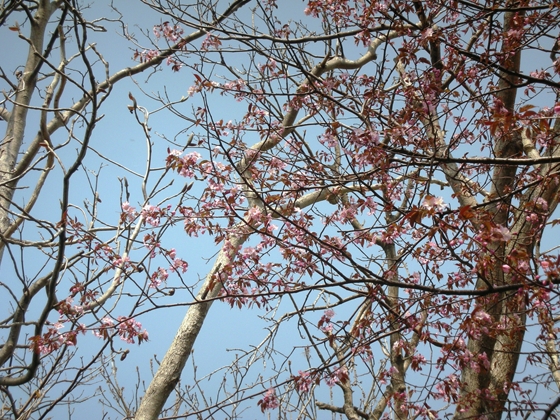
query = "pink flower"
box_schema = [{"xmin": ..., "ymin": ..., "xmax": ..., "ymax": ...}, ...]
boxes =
[
  {"xmin": 517, "ymin": 260, "xmax": 529, "ymax": 273},
  {"xmin": 422, "ymin": 196, "xmax": 447, "ymax": 212},
  {"xmin": 134, "ymin": 49, "xmax": 159, "ymax": 63},
  {"xmin": 473, "ymin": 309, "xmax": 492, "ymax": 324},
  {"xmin": 142, "ymin": 204, "xmax": 162, "ymax": 227},
  {"xmin": 168, "ymin": 149, "xmax": 182, "ymax": 157},
  {"xmin": 143, "ymin": 233, "xmax": 161, "ymax": 258},
  {"xmin": 525, "ymin": 212, "xmax": 540, "ymax": 224},
  {"xmin": 318, "ymin": 309, "xmax": 335, "ymax": 333},
  {"xmin": 349, "ymin": 128, "xmax": 380, "ymax": 146},
  {"xmin": 258, "ymin": 388, "xmax": 279, "ymax": 412},
  {"xmin": 325, "ymin": 367, "xmax": 348, "ymax": 387},
  {"xmin": 153, "ymin": 22, "xmax": 184, "ymax": 42},
  {"xmin": 112, "ymin": 255, "xmax": 131, "ymax": 269},
  {"xmin": 122, "ymin": 202, "xmax": 137, "ymax": 222},
  {"xmin": 247, "ymin": 206, "xmax": 263, "ymax": 222},
  {"xmin": 387, "ymin": 365, "xmax": 400, "ymax": 376},
  {"xmin": 170, "ymin": 258, "xmax": 188, "ymax": 273},
  {"xmin": 200, "ymin": 33, "xmax": 222, "ymax": 51},
  {"xmin": 116, "ymin": 316, "xmax": 149, "ymax": 344},
  {"xmin": 178, "ymin": 152, "xmax": 202, "ymax": 178},
  {"xmin": 93, "ymin": 317, "xmax": 115, "ymax": 340},
  {"xmin": 150, "ymin": 267, "xmax": 169, "ymax": 288},
  {"xmin": 295, "ymin": 371, "xmax": 313, "ymax": 393}
]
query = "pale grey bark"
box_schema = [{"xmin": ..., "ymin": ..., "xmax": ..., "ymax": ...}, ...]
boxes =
[{"xmin": 0, "ymin": 0, "xmax": 58, "ymax": 243}]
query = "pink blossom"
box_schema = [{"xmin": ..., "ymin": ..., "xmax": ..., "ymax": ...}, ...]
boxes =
[
  {"xmin": 93, "ymin": 317, "xmax": 115, "ymax": 340},
  {"xmin": 267, "ymin": 156, "xmax": 286, "ymax": 175},
  {"xmin": 422, "ymin": 196, "xmax": 447, "ymax": 212},
  {"xmin": 143, "ymin": 233, "xmax": 161, "ymax": 258},
  {"xmin": 319, "ymin": 131, "xmax": 337, "ymax": 148},
  {"xmin": 387, "ymin": 365, "xmax": 400, "ymax": 376},
  {"xmin": 526, "ymin": 212, "xmax": 539, "ymax": 224},
  {"xmin": 473, "ymin": 309, "xmax": 492, "ymax": 324},
  {"xmin": 478, "ymin": 352, "xmax": 490, "ymax": 370},
  {"xmin": 153, "ymin": 26, "xmax": 160, "ymax": 39},
  {"xmin": 122, "ymin": 202, "xmax": 137, "ymax": 222},
  {"xmin": 295, "ymin": 371, "xmax": 313, "ymax": 393},
  {"xmin": 325, "ymin": 309, "xmax": 335, "ymax": 319},
  {"xmin": 349, "ymin": 128, "xmax": 379, "ymax": 146},
  {"xmin": 321, "ymin": 323, "xmax": 333, "ymax": 334},
  {"xmin": 29, "ymin": 323, "xmax": 83, "ymax": 355},
  {"xmin": 167, "ymin": 150, "xmax": 202, "ymax": 177},
  {"xmin": 453, "ymin": 337, "xmax": 466, "ymax": 350},
  {"xmin": 179, "ymin": 152, "xmax": 202, "ymax": 178},
  {"xmin": 242, "ymin": 246, "xmax": 258, "ymax": 259},
  {"xmin": 318, "ymin": 309, "xmax": 335, "ymax": 333},
  {"xmin": 170, "ymin": 258, "xmax": 188, "ymax": 273},
  {"xmin": 411, "ymin": 354, "xmax": 428, "ymax": 371},
  {"xmin": 434, "ymin": 375, "xmax": 460, "ymax": 402},
  {"xmin": 247, "ymin": 206, "xmax": 263, "ymax": 222},
  {"xmin": 112, "ymin": 255, "xmax": 131, "ymax": 269},
  {"xmin": 267, "ymin": 57, "xmax": 277, "ymax": 70},
  {"xmin": 325, "ymin": 367, "xmax": 348, "ymax": 387},
  {"xmin": 153, "ymin": 22, "xmax": 184, "ymax": 42},
  {"xmin": 168, "ymin": 149, "xmax": 182, "ymax": 157},
  {"xmin": 259, "ymin": 57, "xmax": 277, "ymax": 73},
  {"xmin": 223, "ymin": 78, "xmax": 247, "ymax": 94},
  {"xmin": 517, "ymin": 260, "xmax": 529, "ymax": 273},
  {"xmin": 422, "ymin": 27, "xmax": 434, "ymax": 40},
  {"xmin": 116, "ymin": 316, "xmax": 149, "ymax": 344},
  {"xmin": 258, "ymin": 388, "xmax": 279, "ymax": 412},
  {"xmin": 150, "ymin": 267, "xmax": 169, "ymax": 288},
  {"xmin": 142, "ymin": 204, "xmax": 162, "ymax": 227},
  {"xmin": 200, "ymin": 33, "xmax": 222, "ymax": 51},
  {"xmin": 134, "ymin": 49, "xmax": 160, "ymax": 63}
]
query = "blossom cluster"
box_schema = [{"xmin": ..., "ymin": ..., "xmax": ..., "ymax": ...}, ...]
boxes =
[
  {"xmin": 29, "ymin": 322, "xmax": 86, "ymax": 355},
  {"xmin": 94, "ymin": 316, "xmax": 148, "ymax": 344},
  {"xmin": 257, "ymin": 388, "xmax": 279, "ymax": 412},
  {"xmin": 166, "ymin": 149, "xmax": 202, "ymax": 178}
]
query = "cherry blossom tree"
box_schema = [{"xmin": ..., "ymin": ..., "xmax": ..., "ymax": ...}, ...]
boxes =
[
  {"xmin": 3, "ymin": 0, "xmax": 560, "ymax": 420},
  {"xmin": 134, "ymin": 1, "xmax": 560, "ymax": 419}
]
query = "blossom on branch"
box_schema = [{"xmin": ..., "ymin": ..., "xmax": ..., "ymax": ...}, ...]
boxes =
[{"xmin": 258, "ymin": 388, "xmax": 279, "ymax": 412}]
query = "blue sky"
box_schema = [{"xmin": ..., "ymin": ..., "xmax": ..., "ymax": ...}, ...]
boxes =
[{"xmin": 2, "ymin": 1, "xmax": 560, "ymax": 418}]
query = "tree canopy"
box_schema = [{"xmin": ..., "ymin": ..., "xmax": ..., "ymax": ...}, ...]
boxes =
[{"xmin": 2, "ymin": 1, "xmax": 560, "ymax": 419}]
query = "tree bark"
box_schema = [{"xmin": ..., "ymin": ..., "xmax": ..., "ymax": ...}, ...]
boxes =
[{"xmin": 0, "ymin": 0, "xmax": 57, "ymax": 244}]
